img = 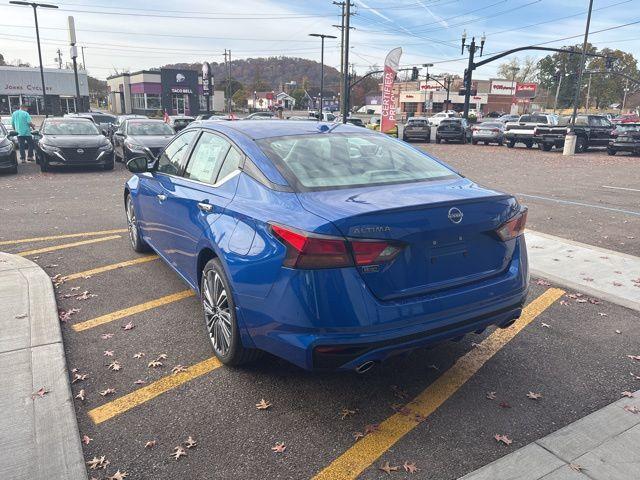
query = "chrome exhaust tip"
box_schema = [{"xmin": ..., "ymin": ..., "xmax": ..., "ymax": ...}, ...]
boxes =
[{"xmin": 355, "ymin": 361, "xmax": 376, "ymax": 374}]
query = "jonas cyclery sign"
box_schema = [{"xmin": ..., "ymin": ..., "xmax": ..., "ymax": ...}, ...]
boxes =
[{"xmin": 0, "ymin": 67, "xmax": 88, "ymax": 96}]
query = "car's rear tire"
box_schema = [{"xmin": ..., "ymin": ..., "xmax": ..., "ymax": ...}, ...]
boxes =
[
  {"xmin": 201, "ymin": 258, "xmax": 261, "ymax": 366},
  {"xmin": 525, "ymin": 141, "xmax": 533, "ymax": 149},
  {"xmin": 472, "ymin": 139, "xmax": 478, "ymax": 145},
  {"xmin": 607, "ymin": 147, "xmax": 616, "ymax": 156},
  {"xmin": 540, "ymin": 143, "xmax": 552, "ymax": 151},
  {"xmin": 125, "ymin": 194, "xmax": 151, "ymax": 253},
  {"xmin": 575, "ymin": 136, "xmax": 587, "ymax": 153},
  {"xmin": 40, "ymin": 159, "xmax": 49, "ymax": 172},
  {"xmin": 507, "ymin": 139, "xmax": 516, "ymax": 148}
]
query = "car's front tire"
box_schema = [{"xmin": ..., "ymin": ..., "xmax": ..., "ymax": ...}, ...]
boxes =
[
  {"xmin": 507, "ymin": 139, "xmax": 516, "ymax": 148},
  {"xmin": 201, "ymin": 258, "xmax": 260, "ymax": 366},
  {"xmin": 125, "ymin": 194, "xmax": 151, "ymax": 253},
  {"xmin": 103, "ymin": 151, "xmax": 115, "ymax": 170},
  {"xmin": 607, "ymin": 147, "xmax": 616, "ymax": 156}
]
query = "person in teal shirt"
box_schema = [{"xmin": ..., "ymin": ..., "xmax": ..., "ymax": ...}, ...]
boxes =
[{"xmin": 11, "ymin": 104, "xmax": 35, "ymax": 163}]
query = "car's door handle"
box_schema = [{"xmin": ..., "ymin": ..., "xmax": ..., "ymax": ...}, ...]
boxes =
[
  {"xmin": 157, "ymin": 194, "xmax": 167, "ymax": 201},
  {"xmin": 197, "ymin": 202, "xmax": 213, "ymax": 213}
]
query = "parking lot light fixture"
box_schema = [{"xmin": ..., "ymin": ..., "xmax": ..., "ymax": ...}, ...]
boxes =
[
  {"xmin": 9, "ymin": 1, "xmax": 59, "ymax": 117},
  {"xmin": 309, "ymin": 33, "xmax": 337, "ymax": 120}
]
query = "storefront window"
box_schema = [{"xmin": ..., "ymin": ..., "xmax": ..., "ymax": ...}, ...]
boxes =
[
  {"xmin": 146, "ymin": 94, "xmax": 161, "ymax": 110},
  {"xmin": 132, "ymin": 93, "xmax": 146, "ymax": 110}
]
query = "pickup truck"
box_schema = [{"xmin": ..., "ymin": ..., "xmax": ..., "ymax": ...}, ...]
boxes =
[
  {"xmin": 533, "ymin": 115, "xmax": 614, "ymax": 153},
  {"xmin": 504, "ymin": 114, "xmax": 558, "ymax": 148}
]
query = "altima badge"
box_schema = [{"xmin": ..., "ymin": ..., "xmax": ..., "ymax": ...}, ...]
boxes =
[
  {"xmin": 448, "ymin": 207, "xmax": 463, "ymax": 224},
  {"xmin": 77, "ymin": 148, "xmax": 84, "ymax": 154}
]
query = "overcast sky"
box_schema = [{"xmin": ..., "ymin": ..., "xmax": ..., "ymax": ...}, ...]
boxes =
[{"xmin": 0, "ymin": 0, "xmax": 637, "ymax": 81}]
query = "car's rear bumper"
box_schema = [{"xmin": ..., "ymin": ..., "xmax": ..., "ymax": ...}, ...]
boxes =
[
  {"xmin": 237, "ymin": 235, "xmax": 529, "ymax": 370},
  {"xmin": 0, "ymin": 150, "xmax": 17, "ymax": 169},
  {"xmin": 437, "ymin": 131, "xmax": 464, "ymax": 139},
  {"xmin": 610, "ymin": 141, "xmax": 640, "ymax": 152}
]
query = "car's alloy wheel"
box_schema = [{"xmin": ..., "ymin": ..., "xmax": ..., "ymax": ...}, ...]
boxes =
[
  {"xmin": 203, "ymin": 270, "xmax": 232, "ymax": 357},
  {"xmin": 126, "ymin": 195, "xmax": 150, "ymax": 252}
]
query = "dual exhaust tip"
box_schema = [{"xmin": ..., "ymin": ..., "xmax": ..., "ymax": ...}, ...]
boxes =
[{"xmin": 354, "ymin": 360, "xmax": 377, "ymax": 374}]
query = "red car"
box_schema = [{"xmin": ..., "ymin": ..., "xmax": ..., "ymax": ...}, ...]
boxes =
[{"xmin": 612, "ymin": 113, "xmax": 640, "ymax": 124}]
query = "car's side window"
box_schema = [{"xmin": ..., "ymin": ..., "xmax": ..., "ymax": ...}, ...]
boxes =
[
  {"xmin": 216, "ymin": 146, "xmax": 244, "ymax": 183},
  {"xmin": 157, "ymin": 130, "xmax": 197, "ymax": 176},
  {"xmin": 183, "ymin": 132, "xmax": 231, "ymax": 184}
]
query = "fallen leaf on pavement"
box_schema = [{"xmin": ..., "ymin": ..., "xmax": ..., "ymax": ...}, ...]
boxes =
[
  {"xmin": 403, "ymin": 461, "xmax": 418, "ymax": 474},
  {"xmin": 86, "ymin": 456, "xmax": 109, "ymax": 470},
  {"xmin": 379, "ymin": 461, "xmax": 400, "ymax": 474},
  {"xmin": 256, "ymin": 398, "xmax": 272, "ymax": 410},
  {"xmin": 559, "ymin": 300, "xmax": 570, "ymax": 306},
  {"xmin": 58, "ymin": 308, "xmax": 80, "ymax": 322},
  {"xmin": 82, "ymin": 435, "xmax": 93, "ymax": 445},
  {"xmin": 157, "ymin": 353, "xmax": 168, "ymax": 360},
  {"xmin": 133, "ymin": 352, "xmax": 145, "ymax": 359},
  {"xmin": 535, "ymin": 279, "xmax": 551, "ymax": 286},
  {"xmin": 75, "ymin": 290, "xmax": 97, "ymax": 300},
  {"xmin": 32, "ymin": 387, "xmax": 49, "ymax": 399},
  {"xmin": 340, "ymin": 408, "xmax": 356, "ymax": 419},
  {"xmin": 364, "ymin": 424, "xmax": 380, "ymax": 435},
  {"xmin": 100, "ymin": 333, "xmax": 114, "ymax": 340},
  {"xmin": 526, "ymin": 392, "xmax": 543, "ymax": 400},
  {"xmin": 171, "ymin": 446, "xmax": 187, "ymax": 460},
  {"xmin": 486, "ymin": 391, "xmax": 497, "ymax": 400},
  {"xmin": 616, "ymin": 330, "xmax": 622, "ymax": 334},
  {"xmin": 144, "ymin": 440, "xmax": 156, "ymax": 449},
  {"xmin": 391, "ymin": 385, "xmax": 408, "ymax": 399},
  {"xmin": 134, "ymin": 379, "xmax": 146, "ymax": 385},
  {"xmin": 621, "ymin": 391, "xmax": 635, "ymax": 398},
  {"xmin": 185, "ymin": 436, "xmax": 197, "ymax": 449},
  {"xmin": 75, "ymin": 389, "xmax": 86, "ymax": 401},
  {"xmin": 499, "ymin": 401, "xmax": 511, "ymax": 409},
  {"xmin": 72, "ymin": 372, "xmax": 87, "ymax": 384},
  {"xmin": 107, "ymin": 360, "xmax": 121, "ymax": 371},
  {"xmin": 541, "ymin": 323, "xmax": 551, "ymax": 328},
  {"xmin": 623, "ymin": 405, "xmax": 639, "ymax": 414},
  {"xmin": 148, "ymin": 360, "xmax": 163, "ymax": 368},
  {"xmin": 104, "ymin": 350, "xmax": 114, "ymax": 357},
  {"xmin": 598, "ymin": 312, "xmax": 608, "ymax": 317},
  {"xmin": 99, "ymin": 388, "xmax": 116, "ymax": 397},
  {"xmin": 627, "ymin": 355, "xmax": 640, "ymax": 361},
  {"xmin": 631, "ymin": 372, "xmax": 640, "ymax": 380},
  {"xmin": 15, "ymin": 313, "xmax": 28, "ymax": 319},
  {"xmin": 107, "ymin": 470, "xmax": 128, "ymax": 480},
  {"xmin": 569, "ymin": 463, "xmax": 583, "ymax": 472},
  {"xmin": 613, "ymin": 282, "xmax": 623, "ymax": 287},
  {"xmin": 171, "ymin": 365, "xmax": 187, "ymax": 375},
  {"xmin": 494, "ymin": 434, "xmax": 513, "ymax": 446},
  {"xmin": 122, "ymin": 321, "xmax": 135, "ymax": 331},
  {"xmin": 353, "ymin": 431, "xmax": 364, "ymax": 441},
  {"xmin": 271, "ymin": 442, "xmax": 286, "ymax": 453}
]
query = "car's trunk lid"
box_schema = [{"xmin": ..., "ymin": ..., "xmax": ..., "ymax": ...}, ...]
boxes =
[{"xmin": 297, "ymin": 178, "xmax": 519, "ymax": 301}]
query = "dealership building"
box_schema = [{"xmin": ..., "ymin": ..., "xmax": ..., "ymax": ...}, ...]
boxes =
[
  {"xmin": 0, "ymin": 66, "xmax": 89, "ymax": 116},
  {"xmin": 107, "ymin": 68, "xmax": 225, "ymax": 116}
]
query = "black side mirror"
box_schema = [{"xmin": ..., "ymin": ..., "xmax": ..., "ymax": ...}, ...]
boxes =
[
  {"xmin": 8, "ymin": 130, "xmax": 17, "ymax": 137},
  {"xmin": 101, "ymin": 129, "xmax": 108, "ymax": 136},
  {"xmin": 126, "ymin": 155, "xmax": 153, "ymax": 173}
]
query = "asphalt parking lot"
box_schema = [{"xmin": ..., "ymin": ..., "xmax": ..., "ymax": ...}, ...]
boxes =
[{"xmin": 1, "ymin": 147, "xmax": 639, "ymax": 479}]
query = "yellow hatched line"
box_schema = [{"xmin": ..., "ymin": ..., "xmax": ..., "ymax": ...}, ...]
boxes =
[
  {"xmin": 88, "ymin": 357, "xmax": 222, "ymax": 425},
  {"xmin": 313, "ymin": 288, "xmax": 565, "ymax": 480},
  {"xmin": 0, "ymin": 228, "xmax": 127, "ymax": 246},
  {"xmin": 71, "ymin": 290, "xmax": 195, "ymax": 332},
  {"xmin": 16, "ymin": 235, "xmax": 121, "ymax": 257},
  {"xmin": 62, "ymin": 255, "xmax": 159, "ymax": 281}
]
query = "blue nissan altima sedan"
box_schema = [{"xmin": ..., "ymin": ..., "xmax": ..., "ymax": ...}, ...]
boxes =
[{"xmin": 124, "ymin": 120, "xmax": 529, "ymax": 372}]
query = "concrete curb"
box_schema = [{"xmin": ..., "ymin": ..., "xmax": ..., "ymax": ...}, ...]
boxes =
[{"xmin": 0, "ymin": 252, "xmax": 88, "ymax": 480}]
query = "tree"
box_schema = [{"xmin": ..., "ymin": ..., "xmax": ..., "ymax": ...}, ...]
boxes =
[
  {"xmin": 232, "ymin": 87, "xmax": 248, "ymax": 107},
  {"xmin": 585, "ymin": 48, "xmax": 639, "ymax": 109},
  {"xmin": 290, "ymin": 88, "xmax": 307, "ymax": 108},
  {"xmin": 496, "ymin": 57, "xmax": 539, "ymax": 82},
  {"xmin": 0, "ymin": 54, "xmax": 5, "ymax": 66}
]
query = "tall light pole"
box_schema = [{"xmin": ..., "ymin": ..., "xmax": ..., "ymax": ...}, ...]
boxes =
[
  {"xmin": 10, "ymin": 1, "xmax": 59, "ymax": 116},
  {"xmin": 422, "ymin": 63, "xmax": 433, "ymax": 115},
  {"xmin": 510, "ymin": 66, "xmax": 520, "ymax": 114},
  {"xmin": 309, "ymin": 33, "xmax": 336, "ymax": 120}
]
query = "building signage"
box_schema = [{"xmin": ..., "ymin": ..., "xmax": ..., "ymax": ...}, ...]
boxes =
[
  {"xmin": 0, "ymin": 67, "xmax": 88, "ymax": 96},
  {"xmin": 201, "ymin": 62, "xmax": 211, "ymax": 97},
  {"xmin": 381, "ymin": 47, "xmax": 402, "ymax": 134},
  {"xmin": 171, "ymin": 87, "xmax": 193, "ymax": 94},
  {"xmin": 490, "ymin": 79, "xmax": 516, "ymax": 95},
  {"xmin": 515, "ymin": 82, "xmax": 537, "ymax": 98},
  {"xmin": 419, "ymin": 80, "xmax": 445, "ymax": 92}
]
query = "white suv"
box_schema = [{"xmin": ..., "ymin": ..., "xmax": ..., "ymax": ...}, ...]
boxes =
[{"xmin": 428, "ymin": 111, "xmax": 458, "ymax": 127}]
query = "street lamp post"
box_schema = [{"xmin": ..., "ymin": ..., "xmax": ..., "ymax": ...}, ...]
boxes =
[
  {"xmin": 461, "ymin": 29, "xmax": 486, "ymax": 119},
  {"xmin": 309, "ymin": 33, "xmax": 337, "ymax": 120},
  {"xmin": 10, "ymin": 1, "xmax": 59, "ymax": 117},
  {"xmin": 510, "ymin": 66, "xmax": 520, "ymax": 114},
  {"xmin": 422, "ymin": 63, "xmax": 433, "ymax": 115}
]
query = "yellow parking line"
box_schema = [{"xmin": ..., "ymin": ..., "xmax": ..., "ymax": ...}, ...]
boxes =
[
  {"xmin": 16, "ymin": 235, "xmax": 121, "ymax": 257},
  {"xmin": 0, "ymin": 228, "xmax": 127, "ymax": 246},
  {"xmin": 88, "ymin": 356, "xmax": 222, "ymax": 424},
  {"xmin": 62, "ymin": 255, "xmax": 159, "ymax": 281},
  {"xmin": 71, "ymin": 290, "xmax": 195, "ymax": 332},
  {"xmin": 313, "ymin": 288, "xmax": 565, "ymax": 480}
]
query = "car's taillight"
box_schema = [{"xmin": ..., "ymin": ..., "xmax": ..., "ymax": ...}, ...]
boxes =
[
  {"xmin": 271, "ymin": 224, "xmax": 402, "ymax": 269},
  {"xmin": 495, "ymin": 208, "xmax": 528, "ymax": 242}
]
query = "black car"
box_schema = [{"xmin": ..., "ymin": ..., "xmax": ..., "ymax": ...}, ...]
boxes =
[
  {"xmin": 345, "ymin": 118, "xmax": 365, "ymax": 127},
  {"xmin": 608, "ymin": 123, "xmax": 640, "ymax": 156},
  {"xmin": 0, "ymin": 123, "xmax": 18, "ymax": 174},
  {"xmin": 64, "ymin": 112, "xmax": 117, "ymax": 133},
  {"xmin": 534, "ymin": 115, "xmax": 614, "ymax": 152},
  {"xmin": 402, "ymin": 117, "xmax": 431, "ymax": 142},
  {"xmin": 36, "ymin": 117, "xmax": 115, "ymax": 172},
  {"xmin": 436, "ymin": 118, "xmax": 471, "ymax": 144},
  {"xmin": 113, "ymin": 119, "xmax": 174, "ymax": 162},
  {"xmin": 110, "ymin": 114, "xmax": 148, "ymax": 140}
]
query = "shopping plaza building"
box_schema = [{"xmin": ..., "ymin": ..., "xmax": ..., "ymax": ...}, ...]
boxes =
[
  {"xmin": 107, "ymin": 68, "xmax": 224, "ymax": 116},
  {"xmin": 0, "ymin": 66, "xmax": 89, "ymax": 116}
]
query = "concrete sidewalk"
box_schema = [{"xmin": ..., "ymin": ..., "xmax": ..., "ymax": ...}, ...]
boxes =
[
  {"xmin": 527, "ymin": 231, "xmax": 640, "ymax": 312},
  {"xmin": 460, "ymin": 389, "xmax": 640, "ymax": 479},
  {"xmin": 0, "ymin": 253, "xmax": 87, "ymax": 480}
]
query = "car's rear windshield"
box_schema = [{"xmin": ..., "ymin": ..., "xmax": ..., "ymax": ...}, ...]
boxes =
[
  {"xmin": 91, "ymin": 114, "xmax": 115, "ymax": 124},
  {"xmin": 43, "ymin": 120, "xmax": 100, "ymax": 135},
  {"xmin": 257, "ymin": 133, "xmax": 457, "ymax": 190},
  {"xmin": 519, "ymin": 115, "xmax": 548, "ymax": 123},
  {"xmin": 127, "ymin": 122, "xmax": 174, "ymax": 135},
  {"xmin": 440, "ymin": 119, "xmax": 460, "ymax": 125},
  {"xmin": 479, "ymin": 122, "xmax": 502, "ymax": 128},
  {"xmin": 408, "ymin": 120, "xmax": 428, "ymax": 126}
]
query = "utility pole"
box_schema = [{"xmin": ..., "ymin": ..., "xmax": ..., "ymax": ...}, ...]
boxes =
[
  {"xmin": 333, "ymin": 1, "xmax": 345, "ymax": 113},
  {"xmin": 341, "ymin": 1, "xmax": 352, "ymax": 123},
  {"xmin": 553, "ymin": 73, "xmax": 564, "ymax": 113},
  {"xmin": 227, "ymin": 49, "xmax": 232, "ymax": 114},
  {"xmin": 621, "ymin": 78, "xmax": 629, "ymax": 113},
  {"xmin": 585, "ymin": 72, "xmax": 592, "ymax": 113},
  {"xmin": 55, "ymin": 48, "xmax": 62, "ymax": 68},
  {"xmin": 461, "ymin": 30, "xmax": 486, "ymax": 119},
  {"xmin": 81, "ymin": 45, "xmax": 86, "ymax": 71},
  {"xmin": 67, "ymin": 16, "xmax": 81, "ymax": 113},
  {"xmin": 309, "ymin": 33, "xmax": 337, "ymax": 120}
]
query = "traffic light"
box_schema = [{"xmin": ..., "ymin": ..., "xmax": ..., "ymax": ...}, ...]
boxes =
[{"xmin": 411, "ymin": 67, "xmax": 419, "ymax": 81}]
